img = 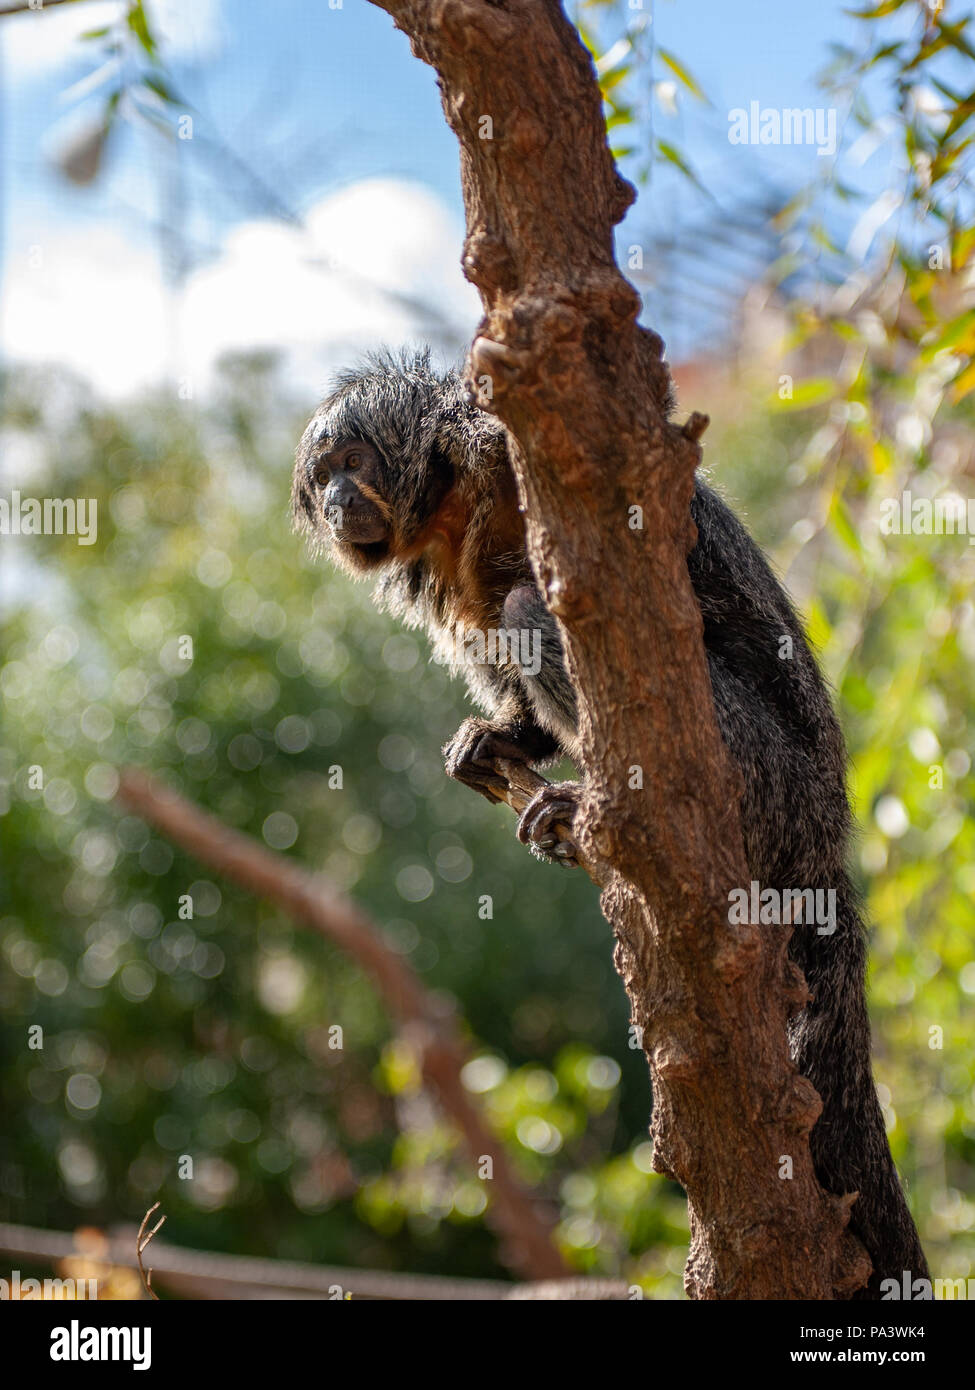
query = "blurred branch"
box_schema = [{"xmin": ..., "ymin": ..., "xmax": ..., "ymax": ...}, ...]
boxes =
[
  {"xmin": 0, "ymin": 1, "xmax": 87, "ymax": 14},
  {"xmin": 0, "ymin": 1223, "xmax": 628, "ymax": 1300},
  {"xmin": 115, "ymin": 766, "xmax": 569, "ymax": 1282}
]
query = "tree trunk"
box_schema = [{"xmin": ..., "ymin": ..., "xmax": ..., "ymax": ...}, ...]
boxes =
[{"xmin": 369, "ymin": 0, "xmax": 870, "ymax": 1298}]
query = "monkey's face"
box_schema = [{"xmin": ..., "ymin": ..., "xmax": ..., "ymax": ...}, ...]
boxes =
[
  {"xmin": 314, "ymin": 440, "xmax": 392, "ymax": 546},
  {"xmin": 293, "ymin": 427, "xmax": 396, "ymax": 570},
  {"xmin": 293, "ymin": 356, "xmax": 465, "ymax": 575}
]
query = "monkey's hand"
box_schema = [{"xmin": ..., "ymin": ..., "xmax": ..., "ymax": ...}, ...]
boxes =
[
  {"xmin": 444, "ymin": 719, "xmax": 582, "ymax": 869},
  {"xmin": 443, "ymin": 719, "xmax": 532, "ymax": 804},
  {"xmin": 516, "ymin": 781, "xmax": 583, "ymax": 869},
  {"xmin": 443, "ymin": 715, "xmax": 561, "ymax": 801}
]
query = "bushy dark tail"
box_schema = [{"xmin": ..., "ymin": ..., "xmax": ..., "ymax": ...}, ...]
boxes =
[{"xmin": 789, "ymin": 890, "xmax": 928, "ymax": 1299}]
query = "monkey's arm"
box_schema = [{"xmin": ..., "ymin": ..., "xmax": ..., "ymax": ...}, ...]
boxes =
[{"xmin": 443, "ymin": 584, "xmax": 585, "ymax": 866}]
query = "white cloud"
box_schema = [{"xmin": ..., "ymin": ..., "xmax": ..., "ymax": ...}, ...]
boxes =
[
  {"xmin": 1, "ymin": 178, "xmax": 480, "ymax": 399},
  {"xmin": 1, "ymin": 2, "xmax": 118, "ymax": 81},
  {"xmin": 2, "ymin": 224, "xmax": 170, "ymax": 396}
]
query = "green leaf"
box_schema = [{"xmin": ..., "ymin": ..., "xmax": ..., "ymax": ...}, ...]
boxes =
[
  {"xmin": 599, "ymin": 63, "xmax": 632, "ymax": 96},
  {"xmin": 845, "ymin": 1, "xmax": 910, "ymax": 17},
  {"xmin": 769, "ymin": 378, "xmax": 837, "ymax": 410},
  {"xmin": 126, "ymin": 2, "xmax": 158, "ymax": 58},
  {"xmin": 950, "ymin": 358, "xmax": 975, "ymax": 402},
  {"xmin": 142, "ymin": 73, "xmax": 180, "ymax": 105},
  {"xmin": 939, "ymin": 20, "xmax": 975, "ymax": 65},
  {"xmin": 943, "ymin": 94, "xmax": 975, "ymax": 141},
  {"xmin": 868, "ymin": 42, "xmax": 904, "ymax": 65},
  {"xmin": 655, "ymin": 140, "xmax": 709, "ymax": 195},
  {"xmin": 605, "ymin": 106, "xmax": 634, "ymax": 131},
  {"xmin": 829, "ymin": 492, "xmax": 865, "ymax": 560},
  {"xmin": 656, "ymin": 48, "xmax": 710, "ymax": 104},
  {"xmin": 576, "ymin": 20, "xmax": 599, "ymax": 60},
  {"xmin": 805, "ymin": 599, "xmax": 832, "ymax": 653}
]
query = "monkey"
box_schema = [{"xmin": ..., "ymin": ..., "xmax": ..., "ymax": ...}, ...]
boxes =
[{"xmin": 292, "ymin": 347, "xmax": 928, "ymax": 1298}]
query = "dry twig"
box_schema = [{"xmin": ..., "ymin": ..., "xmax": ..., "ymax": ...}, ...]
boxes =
[{"xmin": 136, "ymin": 1202, "xmax": 166, "ymax": 1301}]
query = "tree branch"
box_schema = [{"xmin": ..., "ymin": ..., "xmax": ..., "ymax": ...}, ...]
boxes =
[
  {"xmin": 0, "ymin": 1, "xmax": 87, "ymax": 14},
  {"xmin": 0, "ymin": 1222, "xmax": 627, "ymax": 1299},
  {"xmin": 115, "ymin": 767, "xmax": 568, "ymax": 1282},
  {"xmin": 368, "ymin": 0, "xmax": 869, "ymax": 1298}
]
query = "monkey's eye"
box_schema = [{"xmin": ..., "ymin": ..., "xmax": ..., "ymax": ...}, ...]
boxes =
[
  {"xmin": 314, "ymin": 467, "xmax": 329, "ymax": 487},
  {"xmin": 345, "ymin": 452, "xmax": 362, "ymax": 470}
]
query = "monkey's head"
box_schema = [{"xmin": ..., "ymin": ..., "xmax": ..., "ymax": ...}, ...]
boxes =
[{"xmin": 292, "ymin": 348, "xmax": 504, "ymax": 576}]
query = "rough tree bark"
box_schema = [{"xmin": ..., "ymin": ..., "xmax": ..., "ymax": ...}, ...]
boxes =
[{"xmin": 369, "ymin": 0, "xmax": 871, "ymax": 1298}]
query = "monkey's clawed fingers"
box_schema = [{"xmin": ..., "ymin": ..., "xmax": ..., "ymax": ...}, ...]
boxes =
[
  {"xmin": 516, "ymin": 782, "xmax": 583, "ymax": 869},
  {"xmin": 443, "ymin": 718, "xmax": 525, "ymax": 804},
  {"xmin": 444, "ymin": 721, "xmax": 582, "ymax": 867}
]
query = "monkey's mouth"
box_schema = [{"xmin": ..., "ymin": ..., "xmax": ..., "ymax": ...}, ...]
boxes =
[{"xmin": 324, "ymin": 503, "xmax": 390, "ymax": 546}]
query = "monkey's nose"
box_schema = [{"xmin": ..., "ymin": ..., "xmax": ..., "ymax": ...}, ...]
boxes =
[{"xmin": 328, "ymin": 479, "xmax": 361, "ymax": 509}]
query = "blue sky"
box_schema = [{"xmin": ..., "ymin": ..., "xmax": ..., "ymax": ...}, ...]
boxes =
[
  {"xmin": 6, "ymin": 0, "xmax": 867, "ymax": 215},
  {"xmin": 0, "ymin": 0, "xmax": 925, "ymax": 396}
]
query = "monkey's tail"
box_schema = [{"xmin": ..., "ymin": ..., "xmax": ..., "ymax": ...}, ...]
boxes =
[{"xmin": 789, "ymin": 889, "xmax": 929, "ymax": 1300}]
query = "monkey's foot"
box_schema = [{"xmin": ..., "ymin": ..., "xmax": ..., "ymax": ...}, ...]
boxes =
[{"xmin": 517, "ymin": 781, "xmax": 583, "ymax": 868}]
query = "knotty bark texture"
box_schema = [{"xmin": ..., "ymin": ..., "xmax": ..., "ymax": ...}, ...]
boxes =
[{"xmin": 370, "ymin": 0, "xmax": 870, "ymax": 1298}]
